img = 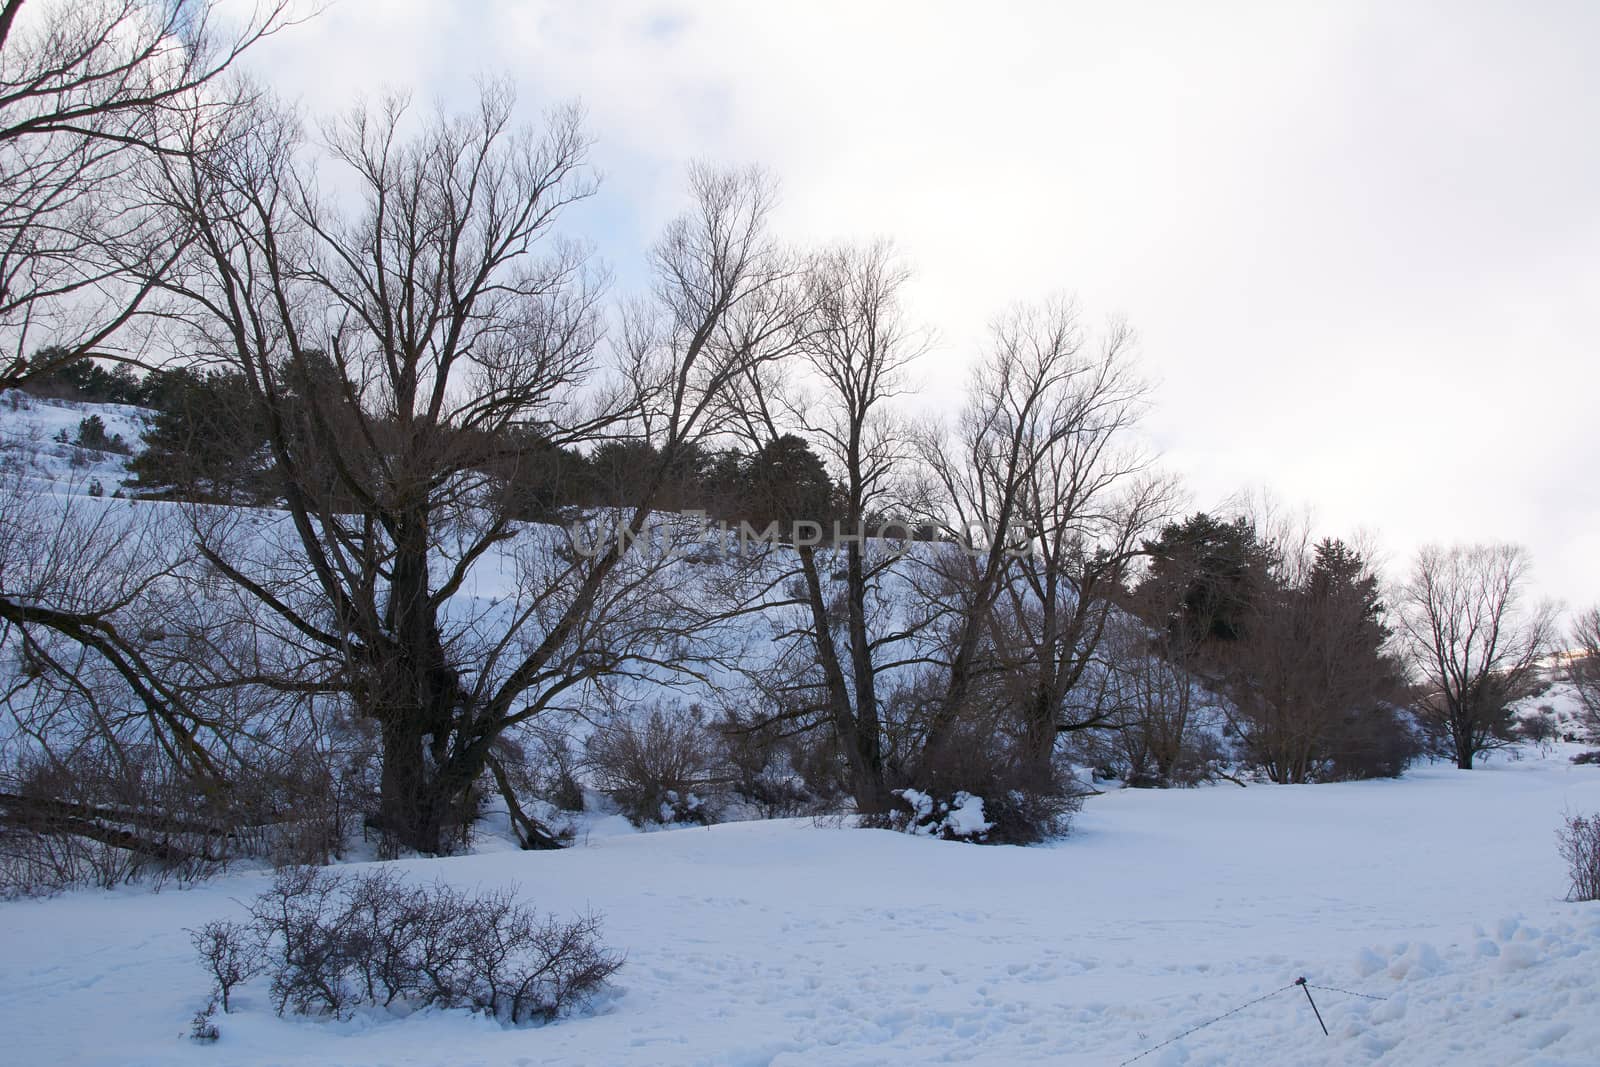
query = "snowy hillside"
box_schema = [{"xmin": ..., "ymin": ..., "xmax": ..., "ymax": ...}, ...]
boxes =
[
  {"xmin": 3, "ymin": 747, "xmax": 1599, "ymax": 1066},
  {"xmin": 0, "ymin": 390, "xmax": 147, "ymax": 493}
]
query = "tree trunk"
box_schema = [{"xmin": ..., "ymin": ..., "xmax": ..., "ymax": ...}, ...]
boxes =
[
  {"xmin": 369, "ymin": 506, "xmax": 477, "ymax": 854},
  {"xmin": 1452, "ymin": 710, "xmax": 1475, "ymax": 770},
  {"xmin": 376, "ymin": 719, "xmax": 447, "ymax": 854},
  {"xmin": 798, "ymin": 546, "xmax": 886, "ymax": 814},
  {"xmin": 844, "ymin": 541, "xmax": 887, "ymax": 813},
  {"xmin": 1023, "ymin": 687, "xmax": 1058, "ymax": 786}
]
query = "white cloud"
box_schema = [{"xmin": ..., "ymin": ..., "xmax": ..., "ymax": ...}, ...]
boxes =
[{"xmin": 252, "ymin": 0, "xmax": 1600, "ymax": 605}]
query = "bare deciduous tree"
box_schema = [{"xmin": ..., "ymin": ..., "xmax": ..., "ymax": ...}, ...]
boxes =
[
  {"xmin": 1395, "ymin": 542, "xmax": 1557, "ymax": 769},
  {"xmin": 158, "ymin": 81, "xmax": 798, "ymax": 852},
  {"xmin": 917, "ymin": 299, "xmax": 1168, "ymax": 783},
  {"xmin": 0, "ymin": 0, "xmax": 292, "ymax": 389},
  {"xmin": 727, "ymin": 242, "xmax": 926, "ymax": 813},
  {"xmin": 1568, "ymin": 606, "xmax": 1600, "ymax": 740}
]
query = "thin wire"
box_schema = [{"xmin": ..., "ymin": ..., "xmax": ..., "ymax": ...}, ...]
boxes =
[
  {"xmin": 1117, "ymin": 983, "xmax": 1300, "ymax": 1066},
  {"xmin": 1306, "ymin": 982, "xmax": 1389, "ymax": 1002}
]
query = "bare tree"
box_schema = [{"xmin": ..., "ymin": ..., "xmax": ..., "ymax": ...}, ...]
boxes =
[
  {"xmin": 157, "ymin": 82, "xmax": 799, "ymax": 852},
  {"xmin": 1394, "ymin": 543, "xmax": 1557, "ymax": 769},
  {"xmin": 1074, "ymin": 611, "xmax": 1221, "ymax": 786},
  {"xmin": 724, "ymin": 242, "xmax": 927, "ymax": 813},
  {"xmin": 916, "ymin": 299, "xmax": 1167, "ymax": 783},
  {"xmin": 1569, "ymin": 606, "xmax": 1600, "ymax": 740},
  {"xmin": 0, "ymin": 0, "xmax": 292, "ymax": 389}
]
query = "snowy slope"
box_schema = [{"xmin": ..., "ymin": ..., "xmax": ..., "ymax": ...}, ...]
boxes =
[
  {"xmin": 0, "ymin": 390, "xmax": 147, "ymax": 493},
  {"xmin": 2, "ymin": 747, "xmax": 1598, "ymax": 1066}
]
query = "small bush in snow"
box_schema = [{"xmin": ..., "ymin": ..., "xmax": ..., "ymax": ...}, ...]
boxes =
[
  {"xmin": 519, "ymin": 728, "xmax": 587, "ymax": 813},
  {"xmin": 715, "ymin": 711, "xmax": 820, "ymax": 818},
  {"xmin": 73, "ymin": 414, "xmax": 129, "ymax": 454},
  {"xmin": 189, "ymin": 920, "xmax": 263, "ymax": 1012},
  {"xmin": 222, "ymin": 866, "xmax": 621, "ymax": 1023},
  {"xmin": 187, "ymin": 999, "xmax": 220, "ymax": 1043},
  {"xmin": 0, "ymin": 749, "xmax": 231, "ymax": 897},
  {"xmin": 585, "ymin": 706, "xmax": 725, "ymax": 827},
  {"xmin": 1556, "ymin": 811, "xmax": 1600, "ymax": 902},
  {"xmin": 885, "ymin": 786, "xmax": 1080, "ymax": 845},
  {"xmin": 889, "ymin": 789, "xmax": 994, "ymax": 842},
  {"xmin": 1517, "ymin": 710, "xmax": 1561, "ymax": 747}
]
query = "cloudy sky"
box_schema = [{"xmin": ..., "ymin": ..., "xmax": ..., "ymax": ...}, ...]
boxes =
[{"xmin": 253, "ymin": 1, "xmax": 1599, "ymax": 607}]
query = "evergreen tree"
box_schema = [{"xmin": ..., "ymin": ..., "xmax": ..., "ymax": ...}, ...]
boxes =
[
  {"xmin": 21, "ymin": 350, "xmax": 145, "ymax": 403},
  {"xmin": 1137, "ymin": 513, "xmax": 1267, "ymax": 646},
  {"xmin": 126, "ymin": 368, "xmax": 270, "ymax": 502},
  {"xmin": 742, "ymin": 433, "xmax": 836, "ymax": 532}
]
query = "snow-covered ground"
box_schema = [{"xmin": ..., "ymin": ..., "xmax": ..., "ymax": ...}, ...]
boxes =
[
  {"xmin": 3, "ymin": 747, "xmax": 1598, "ymax": 1066},
  {"xmin": 0, "ymin": 390, "xmax": 145, "ymax": 493}
]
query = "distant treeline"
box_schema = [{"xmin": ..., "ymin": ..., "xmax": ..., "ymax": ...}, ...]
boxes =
[{"xmin": 26, "ymin": 354, "xmax": 854, "ymax": 530}]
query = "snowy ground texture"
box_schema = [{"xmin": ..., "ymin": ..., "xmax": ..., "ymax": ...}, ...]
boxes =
[
  {"xmin": 0, "ymin": 390, "xmax": 143, "ymax": 493},
  {"xmin": 3, "ymin": 747, "xmax": 1599, "ymax": 1066}
]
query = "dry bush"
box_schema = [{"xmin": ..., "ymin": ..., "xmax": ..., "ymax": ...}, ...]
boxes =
[
  {"xmin": 784, "ymin": 725, "xmax": 853, "ymax": 809},
  {"xmin": 1515, "ymin": 707, "xmax": 1562, "ymax": 751},
  {"xmin": 0, "ymin": 822, "xmax": 150, "ymax": 896},
  {"xmin": 188, "ymin": 1000, "xmax": 220, "ymax": 1043},
  {"xmin": 887, "ymin": 714, "xmax": 1082, "ymax": 845},
  {"xmin": 884, "ymin": 783, "xmax": 1080, "ymax": 845},
  {"xmin": 0, "ymin": 704, "xmax": 375, "ymax": 894},
  {"xmin": 584, "ymin": 706, "xmax": 726, "ymax": 826},
  {"xmin": 252, "ymin": 721, "xmax": 377, "ymax": 867},
  {"xmin": 502, "ymin": 725, "xmax": 586, "ymax": 813},
  {"xmin": 0, "ymin": 747, "xmax": 233, "ymax": 896},
  {"xmin": 714, "ymin": 710, "xmax": 819, "ymax": 818},
  {"xmin": 229, "ymin": 866, "xmax": 621, "ymax": 1023},
  {"xmin": 189, "ymin": 920, "xmax": 263, "ymax": 1012},
  {"xmin": 1324, "ymin": 705, "xmax": 1423, "ymax": 781},
  {"xmin": 1556, "ymin": 811, "xmax": 1600, "ymax": 903}
]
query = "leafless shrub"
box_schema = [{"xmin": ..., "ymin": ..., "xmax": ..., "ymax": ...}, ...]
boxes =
[
  {"xmin": 231, "ymin": 866, "xmax": 621, "ymax": 1024},
  {"xmin": 881, "ymin": 712, "xmax": 1082, "ymax": 844},
  {"xmin": 1556, "ymin": 811, "xmax": 1600, "ymax": 902},
  {"xmin": 189, "ymin": 920, "xmax": 263, "ymax": 1012},
  {"xmin": 502, "ymin": 726, "xmax": 586, "ymax": 814},
  {"xmin": 1517, "ymin": 708, "xmax": 1561, "ymax": 749},
  {"xmin": 0, "ymin": 748, "xmax": 232, "ymax": 896},
  {"xmin": 0, "ymin": 822, "xmax": 149, "ymax": 897},
  {"xmin": 188, "ymin": 999, "xmax": 220, "ymax": 1043},
  {"xmin": 713, "ymin": 710, "xmax": 819, "ymax": 818},
  {"xmin": 250, "ymin": 865, "xmax": 352, "ymax": 1017},
  {"xmin": 784, "ymin": 725, "xmax": 853, "ymax": 810},
  {"xmin": 884, "ymin": 783, "xmax": 1080, "ymax": 845},
  {"xmin": 253, "ymin": 722, "xmax": 377, "ymax": 868},
  {"xmin": 585, "ymin": 706, "xmax": 726, "ymax": 826}
]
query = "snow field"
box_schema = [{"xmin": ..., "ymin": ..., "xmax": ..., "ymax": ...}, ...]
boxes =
[{"xmin": 2, "ymin": 747, "xmax": 1598, "ymax": 1065}]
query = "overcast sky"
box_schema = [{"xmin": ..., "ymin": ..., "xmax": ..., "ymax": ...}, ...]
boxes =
[{"xmin": 252, "ymin": 1, "xmax": 1599, "ymax": 608}]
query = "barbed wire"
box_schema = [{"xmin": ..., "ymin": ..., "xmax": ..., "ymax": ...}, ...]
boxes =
[
  {"xmin": 1116, "ymin": 975, "xmax": 1390, "ymax": 1064},
  {"xmin": 1117, "ymin": 982, "xmax": 1300, "ymax": 1066},
  {"xmin": 1305, "ymin": 982, "xmax": 1389, "ymax": 1002}
]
